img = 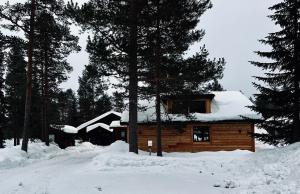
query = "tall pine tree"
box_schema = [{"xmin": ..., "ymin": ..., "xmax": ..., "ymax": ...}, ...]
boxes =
[
  {"xmin": 68, "ymin": 0, "xmax": 224, "ymax": 154},
  {"xmin": 67, "ymin": 0, "xmax": 146, "ymax": 153},
  {"xmin": 139, "ymin": 0, "xmax": 224, "ymax": 156},
  {"xmin": 0, "ymin": 0, "xmax": 37, "ymax": 151},
  {"xmin": 56, "ymin": 89, "xmax": 78, "ymax": 126},
  {"xmin": 1, "ymin": 0, "xmax": 80, "ymax": 149},
  {"xmin": 251, "ymin": 0, "xmax": 300, "ymax": 145},
  {"xmin": 5, "ymin": 37, "xmax": 27, "ymax": 146},
  {"xmin": 33, "ymin": 1, "xmax": 80, "ymax": 145},
  {"xmin": 78, "ymin": 64, "xmax": 111, "ymax": 123}
]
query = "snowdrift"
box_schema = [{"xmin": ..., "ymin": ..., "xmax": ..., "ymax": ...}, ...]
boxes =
[{"xmin": 0, "ymin": 140, "xmax": 299, "ymax": 194}]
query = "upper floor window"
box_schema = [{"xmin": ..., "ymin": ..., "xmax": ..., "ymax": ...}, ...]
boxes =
[
  {"xmin": 189, "ymin": 100, "xmax": 206, "ymax": 113},
  {"xmin": 171, "ymin": 100, "xmax": 206, "ymax": 114},
  {"xmin": 172, "ymin": 100, "xmax": 188, "ymax": 114}
]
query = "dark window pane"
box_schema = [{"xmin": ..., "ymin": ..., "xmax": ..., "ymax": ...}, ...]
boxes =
[
  {"xmin": 193, "ymin": 126, "xmax": 210, "ymax": 142},
  {"xmin": 189, "ymin": 101, "xmax": 206, "ymax": 113},
  {"xmin": 172, "ymin": 100, "xmax": 188, "ymax": 114}
]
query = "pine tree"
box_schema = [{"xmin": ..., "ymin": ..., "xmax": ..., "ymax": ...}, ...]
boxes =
[
  {"xmin": 78, "ymin": 64, "xmax": 110, "ymax": 123},
  {"xmin": 67, "ymin": 0, "xmax": 145, "ymax": 153},
  {"xmin": 112, "ymin": 91, "xmax": 125, "ymax": 112},
  {"xmin": 68, "ymin": 0, "xmax": 224, "ymax": 154},
  {"xmin": 33, "ymin": 1, "xmax": 80, "ymax": 145},
  {"xmin": 0, "ymin": 0, "xmax": 37, "ymax": 151},
  {"xmin": 95, "ymin": 94, "xmax": 113, "ymax": 114},
  {"xmin": 251, "ymin": 0, "xmax": 300, "ymax": 145},
  {"xmin": 57, "ymin": 89, "xmax": 78, "ymax": 126},
  {"xmin": 139, "ymin": 0, "xmax": 224, "ymax": 156},
  {"xmin": 1, "ymin": 0, "xmax": 80, "ymax": 149},
  {"xmin": 5, "ymin": 37, "xmax": 27, "ymax": 146}
]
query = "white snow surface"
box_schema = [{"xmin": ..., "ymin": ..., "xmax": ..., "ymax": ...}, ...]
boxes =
[
  {"xmin": 0, "ymin": 140, "xmax": 299, "ymax": 194},
  {"xmin": 109, "ymin": 120, "xmax": 126, "ymax": 128},
  {"xmin": 77, "ymin": 111, "xmax": 121, "ymax": 130},
  {"xmin": 61, "ymin": 125, "xmax": 80, "ymax": 134},
  {"xmin": 86, "ymin": 123, "xmax": 112, "ymax": 132},
  {"xmin": 121, "ymin": 91, "xmax": 262, "ymax": 123}
]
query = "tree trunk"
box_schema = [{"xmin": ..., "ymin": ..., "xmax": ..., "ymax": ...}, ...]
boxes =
[
  {"xmin": 155, "ymin": 82, "xmax": 162, "ymax": 156},
  {"xmin": 155, "ymin": 0, "xmax": 162, "ymax": 157},
  {"xmin": 41, "ymin": 62, "xmax": 45, "ymax": 142},
  {"xmin": 21, "ymin": 0, "xmax": 36, "ymax": 152},
  {"xmin": 292, "ymin": 1, "xmax": 300, "ymax": 142},
  {"xmin": 14, "ymin": 110, "xmax": 17, "ymax": 146},
  {"xmin": 43, "ymin": 48, "xmax": 49, "ymax": 146},
  {"xmin": 128, "ymin": 0, "xmax": 138, "ymax": 154}
]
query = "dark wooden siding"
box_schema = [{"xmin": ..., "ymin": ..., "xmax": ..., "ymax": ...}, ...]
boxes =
[{"xmin": 128, "ymin": 122, "xmax": 255, "ymax": 152}]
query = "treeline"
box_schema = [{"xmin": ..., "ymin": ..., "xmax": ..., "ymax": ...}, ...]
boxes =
[
  {"xmin": 0, "ymin": 0, "xmax": 124, "ymax": 148},
  {"xmin": 0, "ymin": 0, "xmax": 225, "ymax": 152},
  {"xmin": 0, "ymin": 34, "xmax": 122, "ymax": 146}
]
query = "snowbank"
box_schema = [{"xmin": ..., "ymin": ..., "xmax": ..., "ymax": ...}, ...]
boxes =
[
  {"xmin": 0, "ymin": 140, "xmax": 299, "ymax": 194},
  {"xmin": 0, "ymin": 140, "xmax": 61, "ymax": 170}
]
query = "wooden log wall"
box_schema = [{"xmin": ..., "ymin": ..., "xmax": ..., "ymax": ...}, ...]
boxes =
[{"xmin": 129, "ymin": 122, "xmax": 255, "ymax": 152}]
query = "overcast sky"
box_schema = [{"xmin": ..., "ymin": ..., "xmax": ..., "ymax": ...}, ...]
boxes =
[{"xmin": 2, "ymin": 0, "xmax": 280, "ymax": 97}]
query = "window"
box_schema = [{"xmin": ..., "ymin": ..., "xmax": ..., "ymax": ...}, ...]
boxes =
[
  {"xmin": 171, "ymin": 100, "xmax": 207, "ymax": 114},
  {"xmin": 193, "ymin": 126, "xmax": 210, "ymax": 142},
  {"xmin": 172, "ymin": 100, "xmax": 188, "ymax": 114},
  {"xmin": 189, "ymin": 101, "xmax": 206, "ymax": 113}
]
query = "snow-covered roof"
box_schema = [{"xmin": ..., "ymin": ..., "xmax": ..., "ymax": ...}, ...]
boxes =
[
  {"xmin": 86, "ymin": 123, "xmax": 112, "ymax": 133},
  {"xmin": 51, "ymin": 125, "xmax": 80, "ymax": 134},
  {"xmin": 110, "ymin": 120, "xmax": 127, "ymax": 128},
  {"xmin": 77, "ymin": 111, "xmax": 121, "ymax": 130},
  {"xmin": 121, "ymin": 91, "xmax": 262, "ymax": 123}
]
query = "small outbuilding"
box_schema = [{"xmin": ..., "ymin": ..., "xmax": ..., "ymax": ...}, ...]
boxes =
[
  {"xmin": 50, "ymin": 125, "xmax": 79, "ymax": 149},
  {"xmin": 50, "ymin": 111, "xmax": 125, "ymax": 148},
  {"xmin": 76, "ymin": 111, "xmax": 122, "ymax": 145}
]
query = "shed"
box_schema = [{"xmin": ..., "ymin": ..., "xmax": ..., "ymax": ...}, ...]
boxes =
[{"xmin": 76, "ymin": 111, "xmax": 122, "ymax": 145}]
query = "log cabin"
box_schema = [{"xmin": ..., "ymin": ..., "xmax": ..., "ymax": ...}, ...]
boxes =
[{"xmin": 116, "ymin": 91, "xmax": 262, "ymax": 152}]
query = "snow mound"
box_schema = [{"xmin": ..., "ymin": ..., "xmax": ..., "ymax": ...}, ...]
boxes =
[
  {"xmin": 0, "ymin": 141, "xmax": 61, "ymax": 170},
  {"xmin": 229, "ymin": 142, "xmax": 300, "ymax": 193},
  {"xmin": 103, "ymin": 140, "xmax": 130, "ymax": 153},
  {"xmin": 0, "ymin": 147, "xmax": 27, "ymax": 169}
]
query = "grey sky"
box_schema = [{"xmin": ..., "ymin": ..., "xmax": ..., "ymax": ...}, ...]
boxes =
[
  {"xmin": 2, "ymin": 0, "xmax": 280, "ymax": 97},
  {"xmin": 187, "ymin": 0, "xmax": 280, "ymax": 97}
]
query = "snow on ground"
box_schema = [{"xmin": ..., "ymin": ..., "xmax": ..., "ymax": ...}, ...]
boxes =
[{"xmin": 0, "ymin": 140, "xmax": 299, "ymax": 194}]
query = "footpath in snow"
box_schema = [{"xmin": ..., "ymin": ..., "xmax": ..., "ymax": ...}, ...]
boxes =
[{"xmin": 0, "ymin": 140, "xmax": 299, "ymax": 194}]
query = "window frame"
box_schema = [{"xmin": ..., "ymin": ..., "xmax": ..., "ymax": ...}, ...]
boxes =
[{"xmin": 192, "ymin": 126, "xmax": 211, "ymax": 143}]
